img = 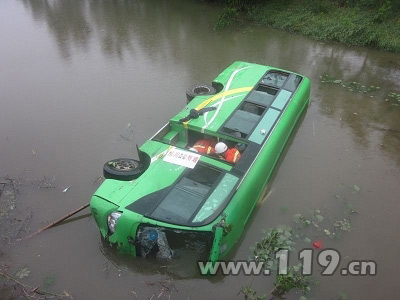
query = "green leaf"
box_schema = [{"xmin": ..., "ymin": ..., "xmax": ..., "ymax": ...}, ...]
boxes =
[
  {"xmin": 280, "ymin": 207, "xmax": 288, "ymax": 214},
  {"xmin": 315, "ymin": 215, "xmax": 324, "ymax": 222},
  {"xmin": 303, "ymin": 237, "xmax": 311, "ymax": 244},
  {"xmin": 324, "ymin": 229, "xmax": 331, "ymax": 236},
  {"xmin": 299, "ymin": 296, "xmax": 308, "ymax": 300},
  {"xmin": 339, "ymin": 291, "xmax": 348, "ymax": 300},
  {"xmin": 312, "ymin": 221, "xmax": 320, "ymax": 229},
  {"xmin": 352, "ymin": 184, "xmax": 360, "ymax": 192},
  {"xmin": 15, "ymin": 267, "xmax": 30, "ymax": 279},
  {"xmin": 294, "ymin": 214, "xmax": 301, "ymax": 223},
  {"xmin": 284, "ymin": 230, "xmax": 292, "ymax": 238},
  {"xmin": 280, "ymin": 234, "xmax": 289, "ymax": 242},
  {"xmin": 334, "ymin": 219, "xmax": 351, "ymax": 231},
  {"xmin": 43, "ymin": 275, "xmax": 55, "ymax": 287},
  {"xmin": 270, "ymin": 262, "xmax": 278, "ymax": 271}
]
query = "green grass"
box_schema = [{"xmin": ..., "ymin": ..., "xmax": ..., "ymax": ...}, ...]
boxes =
[{"xmin": 239, "ymin": 0, "xmax": 400, "ymax": 52}]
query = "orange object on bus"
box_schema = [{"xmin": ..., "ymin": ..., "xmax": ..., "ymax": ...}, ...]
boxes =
[
  {"xmin": 224, "ymin": 148, "xmax": 241, "ymax": 163},
  {"xmin": 192, "ymin": 139, "xmax": 216, "ymax": 155}
]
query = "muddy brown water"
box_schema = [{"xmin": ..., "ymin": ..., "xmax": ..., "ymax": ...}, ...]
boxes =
[{"xmin": 1, "ymin": 0, "xmax": 400, "ymax": 299}]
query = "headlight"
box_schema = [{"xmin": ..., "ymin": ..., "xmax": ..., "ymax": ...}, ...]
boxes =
[{"xmin": 107, "ymin": 212, "xmax": 122, "ymax": 235}]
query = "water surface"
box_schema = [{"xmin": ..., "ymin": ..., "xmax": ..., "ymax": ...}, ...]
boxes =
[{"xmin": 1, "ymin": 0, "xmax": 399, "ymax": 299}]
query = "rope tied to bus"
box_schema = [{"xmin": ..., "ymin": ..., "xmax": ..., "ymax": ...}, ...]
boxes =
[{"xmin": 179, "ymin": 107, "xmax": 216, "ymax": 123}]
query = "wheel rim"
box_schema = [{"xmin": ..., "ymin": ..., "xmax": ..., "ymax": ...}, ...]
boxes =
[
  {"xmin": 194, "ymin": 86, "xmax": 210, "ymax": 95},
  {"xmin": 110, "ymin": 159, "xmax": 139, "ymax": 172}
]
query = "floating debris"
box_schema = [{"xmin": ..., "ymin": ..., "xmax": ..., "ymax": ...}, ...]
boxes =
[
  {"xmin": 62, "ymin": 186, "xmax": 71, "ymax": 193},
  {"xmin": 312, "ymin": 239, "xmax": 323, "ymax": 249},
  {"xmin": 0, "ymin": 177, "xmax": 34, "ymax": 244},
  {"xmin": 0, "ymin": 177, "xmax": 19, "ymax": 218}
]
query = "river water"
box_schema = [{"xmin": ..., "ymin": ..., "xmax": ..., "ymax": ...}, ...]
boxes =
[{"xmin": 1, "ymin": 0, "xmax": 399, "ymax": 299}]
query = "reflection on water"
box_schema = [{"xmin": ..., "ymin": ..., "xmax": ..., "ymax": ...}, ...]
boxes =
[
  {"xmin": 1, "ymin": 0, "xmax": 400, "ymax": 299},
  {"xmin": 21, "ymin": 0, "xmax": 91, "ymax": 59},
  {"xmin": 21, "ymin": 0, "xmax": 221, "ymax": 65},
  {"xmin": 20, "ymin": 0, "xmax": 400, "ymax": 163}
]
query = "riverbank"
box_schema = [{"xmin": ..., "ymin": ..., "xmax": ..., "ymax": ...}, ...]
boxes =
[{"xmin": 215, "ymin": 0, "xmax": 400, "ymax": 53}]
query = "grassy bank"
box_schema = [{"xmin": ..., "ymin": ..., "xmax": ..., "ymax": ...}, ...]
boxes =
[{"xmin": 214, "ymin": 0, "xmax": 400, "ymax": 53}]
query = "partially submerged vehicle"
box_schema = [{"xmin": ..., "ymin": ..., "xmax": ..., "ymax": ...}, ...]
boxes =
[{"xmin": 90, "ymin": 61, "xmax": 310, "ymax": 262}]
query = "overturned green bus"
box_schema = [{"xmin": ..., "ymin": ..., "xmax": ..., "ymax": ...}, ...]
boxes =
[{"xmin": 90, "ymin": 61, "xmax": 310, "ymax": 262}]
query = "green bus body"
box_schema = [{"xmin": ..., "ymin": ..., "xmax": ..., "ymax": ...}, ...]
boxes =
[{"xmin": 90, "ymin": 61, "xmax": 310, "ymax": 262}]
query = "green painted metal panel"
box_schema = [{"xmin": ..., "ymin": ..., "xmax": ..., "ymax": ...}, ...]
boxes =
[
  {"xmin": 162, "ymin": 130, "xmax": 178, "ymax": 144},
  {"xmin": 248, "ymin": 109, "xmax": 280, "ymax": 144},
  {"xmin": 200, "ymin": 155, "xmax": 232, "ymax": 171},
  {"xmin": 90, "ymin": 62, "xmax": 311, "ymax": 260},
  {"xmin": 271, "ymin": 89, "xmax": 292, "ymax": 110},
  {"xmin": 192, "ymin": 173, "xmax": 239, "ymax": 223},
  {"xmin": 209, "ymin": 227, "xmax": 223, "ymax": 264},
  {"xmin": 170, "ymin": 61, "xmax": 272, "ymax": 132}
]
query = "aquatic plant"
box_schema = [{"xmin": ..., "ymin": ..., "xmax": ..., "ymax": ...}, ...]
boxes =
[
  {"xmin": 320, "ymin": 74, "xmax": 381, "ymax": 93},
  {"xmin": 244, "ymin": 225, "xmax": 314, "ymax": 299},
  {"xmin": 242, "ymin": 181, "xmax": 362, "ymax": 299}
]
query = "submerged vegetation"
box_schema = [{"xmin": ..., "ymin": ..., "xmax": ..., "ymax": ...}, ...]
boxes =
[
  {"xmin": 212, "ymin": 0, "xmax": 400, "ymax": 52},
  {"xmin": 320, "ymin": 73, "xmax": 400, "ymax": 109},
  {"xmin": 241, "ymin": 181, "xmax": 360, "ymax": 299}
]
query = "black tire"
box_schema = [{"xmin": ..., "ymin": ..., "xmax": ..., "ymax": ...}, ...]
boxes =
[
  {"xmin": 103, "ymin": 158, "xmax": 145, "ymax": 181},
  {"xmin": 186, "ymin": 84, "xmax": 216, "ymax": 103}
]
